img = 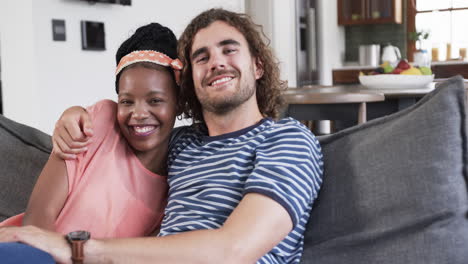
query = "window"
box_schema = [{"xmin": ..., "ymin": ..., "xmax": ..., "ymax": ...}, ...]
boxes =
[{"xmin": 407, "ymin": 0, "xmax": 468, "ymax": 61}]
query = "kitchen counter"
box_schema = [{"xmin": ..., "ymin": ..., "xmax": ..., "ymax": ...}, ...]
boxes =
[
  {"xmin": 291, "ymin": 84, "xmax": 436, "ymax": 99},
  {"xmin": 334, "ymin": 59, "xmax": 468, "ymax": 70},
  {"xmin": 332, "ymin": 61, "xmax": 468, "ymax": 84},
  {"xmin": 432, "ymin": 60, "xmax": 468, "ymax": 66},
  {"xmin": 333, "ymin": 64, "xmax": 376, "ymax": 70}
]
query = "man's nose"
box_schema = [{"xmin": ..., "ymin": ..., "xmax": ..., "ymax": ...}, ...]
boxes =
[{"xmin": 209, "ymin": 52, "xmax": 226, "ymax": 71}]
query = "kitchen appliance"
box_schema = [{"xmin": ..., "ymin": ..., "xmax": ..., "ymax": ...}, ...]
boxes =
[
  {"xmin": 381, "ymin": 43, "xmax": 401, "ymax": 66},
  {"xmin": 359, "ymin": 44, "xmax": 380, "ymax": 66},
  {"xmin": 296, "ymin": 0, "xmax": 319, "ymax": 86}
]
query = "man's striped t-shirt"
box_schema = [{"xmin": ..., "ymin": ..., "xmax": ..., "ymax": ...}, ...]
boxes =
[{"xmin": 159, "ymin": 118, "xmax": 324, "ymax": 263}]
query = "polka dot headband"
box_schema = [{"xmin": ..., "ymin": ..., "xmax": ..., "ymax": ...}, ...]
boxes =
[{"xmin": 115, "ymin": 50, "xmax": 183, "ymax": 85}]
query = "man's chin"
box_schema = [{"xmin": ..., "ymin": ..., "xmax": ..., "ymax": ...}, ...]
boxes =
[{"xmin": 202, "ymin": 99, "xmax": 240, "ymax": 115}]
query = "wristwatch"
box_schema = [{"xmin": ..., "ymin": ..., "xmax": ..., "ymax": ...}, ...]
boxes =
[{"xmin": 66, "ymin": 230, "xmax": 91, "ymax": 264}]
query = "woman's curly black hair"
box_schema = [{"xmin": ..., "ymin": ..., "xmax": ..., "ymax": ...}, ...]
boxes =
[{"xmin": 114, "ymin": 23, "xmax": 178, "ymax": 94}]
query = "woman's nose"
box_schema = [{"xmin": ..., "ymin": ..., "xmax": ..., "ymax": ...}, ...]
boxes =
[{"xmin": 132, "ymin": 104, "xmax": 150, "ymax": 119}]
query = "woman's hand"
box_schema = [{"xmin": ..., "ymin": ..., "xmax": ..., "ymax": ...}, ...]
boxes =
[
  {"xmin": 0, "ymin": 225, "xmax": 71, "ymax": 264},
  {"xmin": 53, "ymin": 106, "xmax": 94, "ymax": 160}
]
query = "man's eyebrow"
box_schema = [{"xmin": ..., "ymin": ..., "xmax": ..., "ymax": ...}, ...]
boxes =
[
  {"xmin": 219, "ymin": 39, "xmax": 240, "ymax": 46},
  {"xmin": 191, "ymin": 39, "xmax": 241, "ymax": 60},
  {"xmin": 191, "ymin": 47, "xmax": 207, "ymax": 60}
]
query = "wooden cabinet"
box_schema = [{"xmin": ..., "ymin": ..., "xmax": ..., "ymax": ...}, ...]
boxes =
[
  {"xmin": 338, "ymin": 0, "xmax": 402, "ymax": 25},
  {"xmin": 431, "ymin": 64, "xmax": 468, "ymax": 79},
  {"xmin": 333, "ymin": 69, "xmax": 375, "ymax": 85}
]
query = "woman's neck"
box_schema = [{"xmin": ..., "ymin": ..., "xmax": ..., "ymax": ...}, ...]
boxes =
[{"xmin": 135, "ymin": 147, "xmax": 168, "ymax": 176}]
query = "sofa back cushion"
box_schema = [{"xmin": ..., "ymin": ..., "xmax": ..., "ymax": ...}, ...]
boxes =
[
  {"xmin": 301, "ymin": 76, "xmax": 468, "ymax": 263},
  {"xmin": 0, "ymin": 115, "xmax": 52, "ymax": 221}
]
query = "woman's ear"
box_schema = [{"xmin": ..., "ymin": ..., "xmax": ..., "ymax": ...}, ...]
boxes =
[
  {"xmin": 254, "ymin": 58, "xmax": 264, "ymax": 80},
  {"xmin": 175, "ymin": 101, "xmax": 184, "ymax": 117}
]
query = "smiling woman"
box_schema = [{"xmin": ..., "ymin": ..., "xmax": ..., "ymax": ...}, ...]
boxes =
[
  {"xmin": 0, "ymin": 23, "xmax": 180, "ymax": 241},
  {"xmin": 117, "ymin": 64, "xmax": 178, "ymax": 169}
]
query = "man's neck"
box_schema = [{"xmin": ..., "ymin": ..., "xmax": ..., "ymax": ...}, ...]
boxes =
[{"xmin": 203, "ymin": 99, "xmax": 264, "ymax": 137}]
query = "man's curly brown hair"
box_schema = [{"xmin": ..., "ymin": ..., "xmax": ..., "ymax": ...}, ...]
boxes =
[{"xmin": 178, "ymin": 8, "xmax": 286, "ymax": 124}]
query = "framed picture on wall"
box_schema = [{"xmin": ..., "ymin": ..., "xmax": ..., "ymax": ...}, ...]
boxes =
[{"xmin": 81, "ymin": 21, "xmax": 105, "ymax": 51}]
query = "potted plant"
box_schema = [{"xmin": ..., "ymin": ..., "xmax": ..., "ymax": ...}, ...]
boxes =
[
  {"xmin": 409, "ymin": 30, "xmax": 431, "ymax": 67},
  {"xmin": 409, "ymin": 30, "xmax": 430, "ymax": 51}
]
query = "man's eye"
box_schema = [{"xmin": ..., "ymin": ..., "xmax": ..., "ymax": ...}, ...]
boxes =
[
  {"xmin": 196, "ymin": 56, "xmax": 208, "ymax": 63},
  {"xmin": 225, "ymin": 48, "xmax": 237, "ymax": 54}
]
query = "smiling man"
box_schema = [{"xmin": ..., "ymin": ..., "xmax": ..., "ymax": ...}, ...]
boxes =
[
  {"xmin": 0, "ymin": 8, "xmax": 323, "ymax": 264},
  {"xmin": 190, "ymin": 23, "xmax": 261, "ymax": 118}
]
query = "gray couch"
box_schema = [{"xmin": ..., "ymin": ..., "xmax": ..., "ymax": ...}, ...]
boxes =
[{"xmin": 1, "ymin": 76, "xmax": 467, "ymax": 263}]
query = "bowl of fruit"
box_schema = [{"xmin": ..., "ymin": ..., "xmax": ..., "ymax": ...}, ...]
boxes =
[{"xmin": 359, "ymin": 59, "xmax": 434, "ymax": 89}]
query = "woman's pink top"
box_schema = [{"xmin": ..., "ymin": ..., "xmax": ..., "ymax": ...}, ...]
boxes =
[{"xmin": 1, "ymin": 100, "xmax": 168, "ymax": 238}]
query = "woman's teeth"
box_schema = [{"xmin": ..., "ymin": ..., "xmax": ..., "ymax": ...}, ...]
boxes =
[{"xmin": 133, "ymin": 126, "xmax": 155, "ymax": 134}]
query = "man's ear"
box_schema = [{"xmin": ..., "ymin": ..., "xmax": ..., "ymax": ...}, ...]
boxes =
[{"xmin": 254, "ymin": 58, "xmax": 264, "ymax": 80}]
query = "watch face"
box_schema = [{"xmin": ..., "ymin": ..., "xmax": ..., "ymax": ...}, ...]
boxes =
[{"xmin": 67, "ymin": 230, "xmax": 91, "ymax": 241}]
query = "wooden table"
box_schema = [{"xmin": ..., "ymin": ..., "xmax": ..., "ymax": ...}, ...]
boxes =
[
  {"xmin": 283, "ymin": 80, "xmax": 468, "ymax": 132},
  {"xmin": 346, "ymin": 83, "xmax": 436, "ymax": 111},
  {"xmin": 282, "ymin": 86, "xmax": 385, "ymax": 125}
]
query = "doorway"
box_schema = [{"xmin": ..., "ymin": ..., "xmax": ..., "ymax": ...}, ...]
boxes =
[{"xmin": 296, "ymin": 0, "xmax": 319, "ymax": 86}]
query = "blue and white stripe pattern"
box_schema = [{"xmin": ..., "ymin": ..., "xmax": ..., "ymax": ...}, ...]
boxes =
[{"xmin": 159, "ymin": 118, "xmax": 324, "ymax": 263}]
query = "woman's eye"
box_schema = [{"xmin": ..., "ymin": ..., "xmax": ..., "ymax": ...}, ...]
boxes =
[
  {"xmin": 150, "ymin": 98, "xmax": 163, "ymax": 104},
  {"xmin": 119, "ymin": 100, "xmax": 132, "ymax": 105}
]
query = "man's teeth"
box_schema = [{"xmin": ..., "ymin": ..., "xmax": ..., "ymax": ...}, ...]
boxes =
[
  {"xmin": 211, "ymin": 77, "xmax": 233, "ymax": 86},
  {"xmin": 133, "ymin": 126, "xmax": 155, "ymax": 133}
]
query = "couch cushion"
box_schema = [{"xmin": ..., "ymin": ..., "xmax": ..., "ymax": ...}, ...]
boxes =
[
  {"xmin": 301, "ymin": 76, "xmax": 468, "ymax": 264},
  {"xmin": 0, "ymin": 115, "xmax": 52, "ymax": 221}
]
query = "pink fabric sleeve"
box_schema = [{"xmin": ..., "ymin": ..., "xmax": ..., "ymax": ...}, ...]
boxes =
[
  {"xmin": 64, "ymin": 100, "xmax": 118, "ymax": 194},
  {"xmin": 0, "ymin": 213, "xmax": 24, "ymax": 227}
]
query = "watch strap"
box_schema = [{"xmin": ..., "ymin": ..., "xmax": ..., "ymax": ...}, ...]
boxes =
[{"xmin": 70, "ymin": 240, "xmax": 86, "ymax": 264}]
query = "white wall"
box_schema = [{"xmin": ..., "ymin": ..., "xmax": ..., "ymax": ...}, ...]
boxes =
[
  {"xmin": 0, "ymin": 0, "xmax": 244, "ymax": 134},
  {"xmin": 246, "ymin": 0, "xmax": 345, "ymax": 87},
  {"xmin": 245, "ymin": 0, "xmax": 297, "ymax": 87},
  {"xmin": 317, "ymin": 0, "xmax": 345, "ymax": 85},
  {"xmin": 271, "ymin": 0, "xmax": 297, "ymax": 87},
  {"xmin": 0, "ymin": 0, "xmax": 37, "ymax": 127},
  {"xmin": 245, "ymin": 0, "xmax": 273, "ymax": 44}
]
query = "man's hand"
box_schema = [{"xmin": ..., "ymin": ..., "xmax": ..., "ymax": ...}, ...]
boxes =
[
  {"xmin": 53, "ymin": 106, "xmax": 94, "ymax": 160},
  {"xmin": 0, "ymin": 225, "xmax": 71, "ymax": 264}
]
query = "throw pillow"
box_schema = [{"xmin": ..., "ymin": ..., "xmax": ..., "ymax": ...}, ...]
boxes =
[
  {"xmin": 0, "ymin": 115, "xmax": 52, "ymax": 221},
  {"xmin": 301, "ymin": 76, "xmax": 468, "ymax": 264}
]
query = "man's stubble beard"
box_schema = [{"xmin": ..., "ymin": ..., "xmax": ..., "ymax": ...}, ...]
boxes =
[{"xmin": 197, "ymin": 70, "xmax": 257, "ymax": 115}]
